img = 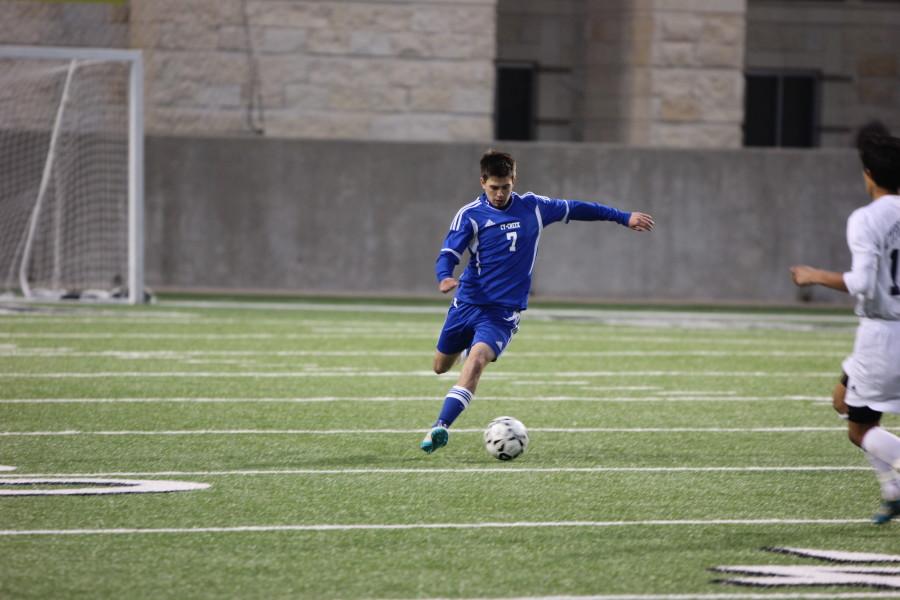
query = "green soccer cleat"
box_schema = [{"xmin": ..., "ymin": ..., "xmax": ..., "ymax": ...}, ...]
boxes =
[
  {"xmin": 420, "ymin": 426, "xmax": 449, "ymax": 454},
  {"xmin": 872, "ymin": 499, "xmax": 900, "ymax": 525}
]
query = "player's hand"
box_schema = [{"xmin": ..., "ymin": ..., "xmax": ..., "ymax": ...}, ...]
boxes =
[
  {"xmin": 438, "ymin": 278, "xmax": 458, "ymax": 294},
  {"xmin": 628, "ymin": 212, "xmax": 654, "ymax": 232},
  {"xmin": 790, "ymin": 265, "xmax": 817, "ymax": 286}
]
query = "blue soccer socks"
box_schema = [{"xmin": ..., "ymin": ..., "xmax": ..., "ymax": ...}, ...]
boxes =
[
  {"xmin": 420, "ymin": 386, "xmax": 473, "ymax": 454},
  {"xmin": 436, "ymin": 386, "xmax": 473, "ymax": 428}
]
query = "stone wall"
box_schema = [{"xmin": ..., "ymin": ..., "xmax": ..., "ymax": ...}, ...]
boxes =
[
  {"xmin": 494, "ymin": 0, "xmax": 584, "ymax": 141},
  {"xmin": 0, "ymin": 1, "xmax": 129, "ymax": 47},
  {"xmin": 746, "ymin": 0, "xmax": 900, "ymax": 147},
  {"xmin": 130, "ymin": 0, "xmax": 498, "ymax": 140},
  {"xmin": 0, "ymin": 0, "xmax": 497, "ymax": 141},
  {"xmin": 497, "ymin": 0, "xmax": 747, "ymax": 148},
  {"xmin": 3, "ymin": 0, "xmax": 899, "ymax": 148}
]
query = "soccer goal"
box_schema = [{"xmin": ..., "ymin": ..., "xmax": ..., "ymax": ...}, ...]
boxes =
[{"xmin": 0, "ymin": 45, "xmax": 145, "ymax": 304}]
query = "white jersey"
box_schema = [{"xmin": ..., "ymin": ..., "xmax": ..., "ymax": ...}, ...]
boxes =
[{"xmin": 843, "ymin": 194, "xmax": 900, "ymax": 320}]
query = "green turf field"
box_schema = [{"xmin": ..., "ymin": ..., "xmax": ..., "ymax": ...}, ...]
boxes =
[{"xmin": 1, "ymin": 298, "xmax": 898, "ymax": 599}]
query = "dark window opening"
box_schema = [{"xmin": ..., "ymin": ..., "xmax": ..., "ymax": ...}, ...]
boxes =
[
  {"xmin": 496, "ymin": 64, "xmax": 535, "ymax": 141},
  {"xmin": 744, "ymin": 71, "xmax": 820, "ymax": 148}
]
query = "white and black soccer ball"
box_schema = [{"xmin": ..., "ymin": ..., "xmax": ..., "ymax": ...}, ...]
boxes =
[{"xmin": 483, "ymin": 416, "xmax": 529, "ymax": 461}]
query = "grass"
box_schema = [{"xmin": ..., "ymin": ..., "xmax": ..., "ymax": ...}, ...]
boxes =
[{"xmin": 0, "ymin": 297, "xmax": 898, "ymax": 599}]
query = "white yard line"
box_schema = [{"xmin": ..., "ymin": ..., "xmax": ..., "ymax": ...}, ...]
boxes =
[
  {"xmin": 0, "ymin": 299, "xmax": 861, "ymax": 326},
  {"xmin": 0, "ymin": 478, "xmax": 209, "ymax": 496},
  {"xmin": 0, "ymin": 332, "xmax": 853, "ymax": 346},
  {"xmin": 0, "ymin": 518, "xmax": 870, "ymax": 537},
  {"xmin": 0, "ymin": 427, "xmax": 846, "ymax": 436},
  {"xmin": 0, "ymin": 310, "xmax": 197, "ymax": 320},
  {"xmin": 161, "ymin": 299, "xmax": 449, "ymax": 314},
  {"xmin": 162, "ymin": 299, "xmax": 863, "ymax": 327},
  {"xmin": 511, "ymin": 384, "xmax": 661, "ymax": 389},
  {"xmin": 0, "ymin": 466, "xmax": 869, "ymax": 478},
  {"xmin": 0, "ymin": 332, "xmax": 441, "ymax": 340},
  {"xmin": 0, "ymin": 317, "xmax": 431, "ymax": 328},
  {"xmin": 416, "ymin": 593, "xmax": 900, "ymax": 600},
  {"xmin": 0, "ymin": 370, "xmax": 839, "ymax": 379},
  {"xmin": 0, "ymin": 349, "xmax": 846, "ymax": 358},
  {"xmin": 0, "ymin": 395, "xmax": 829, "ymax": 404},
  {"xmin": 3, "ymin": 347, "xmax": 268, "ymax": 355},
  {"xmin": 657, "ymin": 390, "xmax": 735, "ymax": 396}
]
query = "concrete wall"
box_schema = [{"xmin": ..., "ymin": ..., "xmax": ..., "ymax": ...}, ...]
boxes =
[{"xmin": 146, "ymin": 136, "xmax": 861, "ymax": 305}]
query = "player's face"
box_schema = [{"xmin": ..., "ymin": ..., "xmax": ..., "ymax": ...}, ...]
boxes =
[{"xmin": 481, "ymin": 175, "xmax": 515, "ymax": 208}]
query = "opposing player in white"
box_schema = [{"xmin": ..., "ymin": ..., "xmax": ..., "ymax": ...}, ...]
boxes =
[{"xmin": 791, "ymin": 121, "xmax": 900, "ymax": 524}]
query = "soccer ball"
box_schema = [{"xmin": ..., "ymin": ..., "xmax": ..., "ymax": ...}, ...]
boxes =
[{"xmin": 483, "ymin": 416, "xmax": 529, "ymax": 461}]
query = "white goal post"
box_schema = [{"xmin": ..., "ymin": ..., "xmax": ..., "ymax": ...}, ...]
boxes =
[{"xmin": 0, "ymin": 45, "xmax": 145, "ymax": 304}]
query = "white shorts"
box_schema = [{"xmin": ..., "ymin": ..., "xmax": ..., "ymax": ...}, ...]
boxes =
[{"xmin": 842, "ymin": 318, "xmax": 900, "ymax": 413}]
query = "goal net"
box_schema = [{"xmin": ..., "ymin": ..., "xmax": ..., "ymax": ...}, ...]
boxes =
[{"xmin": 0, "ymin": 46, "xmax": 145, "ymax": 304}]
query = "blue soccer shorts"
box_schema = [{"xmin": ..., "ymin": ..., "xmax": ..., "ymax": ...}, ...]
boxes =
[{"xmin": 436, "ymin": 298, "xmax": 520, "ymax": 361}]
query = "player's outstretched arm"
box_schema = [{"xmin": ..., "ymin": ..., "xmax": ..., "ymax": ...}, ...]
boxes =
[
  {"xmin": 628, "ymin": 212, "xmax": 655, "ymax": 232},
  {"xmin": 438, "ymin": 277, "xmax": 458, "ymax": 294},
  {"xmin": 789, "ymin": 265, "xmax": 849, "ymax": 292}
]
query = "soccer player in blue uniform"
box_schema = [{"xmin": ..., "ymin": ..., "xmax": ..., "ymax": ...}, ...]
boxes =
[{"xmin": 421, "ymin": 150, "xmax": 655, "ymax": 453}]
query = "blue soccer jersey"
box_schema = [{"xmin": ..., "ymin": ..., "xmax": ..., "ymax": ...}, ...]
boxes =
[{"xmin": 435, "ymin": 192, "xmax": 631, "ymax": 310}]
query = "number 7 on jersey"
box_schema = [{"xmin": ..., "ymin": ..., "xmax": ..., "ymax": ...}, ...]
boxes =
[{"xmin": 506, "ymin": 231, "xmax": 517, "ymax": 252}]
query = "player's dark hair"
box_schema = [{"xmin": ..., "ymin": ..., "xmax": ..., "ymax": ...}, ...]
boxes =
[
  {"xmin": 480, "ymin": 150, "xmax": 515, "ymax": 180},
  {"xmin": 856, "ymin": 121, "xmax": 900, "ymax": 193}
]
